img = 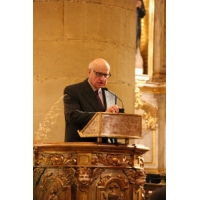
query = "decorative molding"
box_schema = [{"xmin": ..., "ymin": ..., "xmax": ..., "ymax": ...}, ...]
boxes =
[
  {"xmin": 92, "ymin": 153, "xmax": 133, "ymax": 167},
  {"xmin": 75, "ymin": 167, "xmax": 105, "ymax": 191},
  {"xmin": 135, "ymin": 87, "xmax": 158, "ymax": 131},
  {"xmin": 124, "ymin": 169, "xmax": 146, "ymax": 191},
  {"xmin": 139, "ymin": 82, "xmax": 166, "ymax": 94},
  {"xmin": 35, "ymin": 153, "xmax": 77, "ymax": 166},
  {"xmin": 135, "ymin": 86, "xmax": 158, "ymax": 167},
  {"xmin": 124, "ymin": 169, "xmax": 147, "ymax": 199},
  {"xmin": 34, "ymin": 167, "xmax": 75, "ymax": 199},
  {"xmin": 97, "ymin": 174, "xmax": 129, "ymax": 200}
]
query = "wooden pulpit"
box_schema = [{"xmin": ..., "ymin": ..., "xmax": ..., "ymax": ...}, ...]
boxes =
[{"xmin": 33, "ymin": 113, "xmax": 149, "ymax": 200}]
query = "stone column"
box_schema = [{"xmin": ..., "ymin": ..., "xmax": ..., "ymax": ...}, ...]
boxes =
[
  {"xmin": 152, "ymin": 0, "xmax": 166, "ymax": 82},
  {"xmin": 34, "ymin": 0, "xmax": 137, "ymax": 142},
  {"xmin": 156, "ymin": 94, "xmax": 166, "ymax": 171}
]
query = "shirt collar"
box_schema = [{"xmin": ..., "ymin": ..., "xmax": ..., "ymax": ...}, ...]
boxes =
[{"xmin": 88, "ymin": 79, "xmax": 102, "ymax": 93}]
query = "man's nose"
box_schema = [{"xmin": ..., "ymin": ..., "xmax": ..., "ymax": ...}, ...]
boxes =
[{"xmin": 100, "ymin": 75, "xmax": 106, "ymax": 80}]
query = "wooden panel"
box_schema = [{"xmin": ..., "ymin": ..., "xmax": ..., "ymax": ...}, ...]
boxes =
[{"xmin": 33, "ymin": 142, "xmax": 149, "ymax": 200}]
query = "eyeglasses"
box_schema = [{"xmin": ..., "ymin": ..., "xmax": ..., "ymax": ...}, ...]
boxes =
[{"xmin": 91, "ymin": 69, "xmax": 111, "ymax": 79}]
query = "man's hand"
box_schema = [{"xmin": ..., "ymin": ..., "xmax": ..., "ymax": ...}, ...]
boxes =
[{"xmin": 105, "ymin": 105, "xmax": 120, "ymax": 113}]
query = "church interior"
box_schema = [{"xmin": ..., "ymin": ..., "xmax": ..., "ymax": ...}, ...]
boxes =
[{"xmin": 33, "ymin": 0, "xmax": 166, "ymax": 199}]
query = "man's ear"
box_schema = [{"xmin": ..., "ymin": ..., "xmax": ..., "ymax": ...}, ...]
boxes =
[{"xmin": 88, "ymin": 68, "xmax": 91, "ymax": 75}]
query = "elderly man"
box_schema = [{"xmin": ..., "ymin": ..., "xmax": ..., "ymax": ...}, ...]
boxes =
[{"xmin": 63, "ymin": 58, "xmax": 121, "ymax": 142}]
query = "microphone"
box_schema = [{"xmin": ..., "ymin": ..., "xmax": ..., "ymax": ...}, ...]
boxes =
[{"xmin": 104, "ymin": 88, "xmax": 125, "ymax": 113}]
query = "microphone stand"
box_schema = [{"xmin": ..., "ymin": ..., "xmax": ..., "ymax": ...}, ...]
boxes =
[{"xmin": 104, "ymin": 88, "xmax": 125, "ymax": 113}]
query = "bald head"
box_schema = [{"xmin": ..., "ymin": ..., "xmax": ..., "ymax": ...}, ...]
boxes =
[{"xmin": 88, "ymin": 58, "xmax": 110, "ymax": 71}]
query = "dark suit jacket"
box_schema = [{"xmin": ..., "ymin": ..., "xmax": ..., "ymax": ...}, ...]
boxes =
[{"xmin": 63, "ymin": 78, "xmax": 117, "ymax": 142}]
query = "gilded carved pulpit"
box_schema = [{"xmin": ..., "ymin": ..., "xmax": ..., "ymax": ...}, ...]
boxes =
[{"xmin": 33, "ymin": 113, "xmax": 149, "ymax": 200}]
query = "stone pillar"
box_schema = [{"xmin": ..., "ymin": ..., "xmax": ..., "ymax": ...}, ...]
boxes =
[
  {"xmin": 152, "ymin": 0, "xmax": 166, "ymax": 82},
  {"xmin": 34, "ymin": 0, "xmax": 137, "ymax": 142},
  {"xmin": 156, "ymin": 94, "xmax": 166, "ymax": 171}
]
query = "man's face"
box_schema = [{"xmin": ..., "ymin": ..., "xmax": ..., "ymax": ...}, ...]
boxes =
[{"xmin": 88, "ymin": 63, "xmax": 110, "ymax": 90}]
